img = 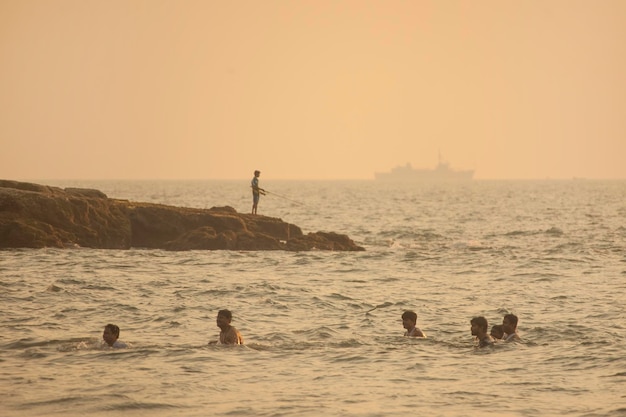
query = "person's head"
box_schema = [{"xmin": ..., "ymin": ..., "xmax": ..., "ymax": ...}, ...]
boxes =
[
  {"xmin": 502, "ymin": 314, "xmax": 518, "ymax": 334},
  {"xmin": 216, "ymin": 309, "xmax": 233, "ymax": 329},
  {"xmin": 254, "ymin": 170, "xmax": 260, "ymax": 177},
  {"xmin": 490, "ymin": 324, "xmax": 504, "ymax": 340},
  {"xmin": 401, "ymin": 310, "xmax": 418, "ymax": 330},
  {"xmin": 470, "ymin": 316, "xmax": 488, "ymax": 336},
  {"xmin": 103, "ymin": 324, "xmax": 120, "ymax": 346}
]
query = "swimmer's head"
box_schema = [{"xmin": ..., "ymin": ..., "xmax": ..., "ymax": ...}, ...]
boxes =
[
  {"xmin": 103, "ymin": 324, "xmax": 120, "ymax": 346},
  {"xmin": 471, "ymin": 316, "xmax": 488, "ymax": 334},
  {"xmin": 401, "ymin": 310, "xmax": 417, "ymax": 329},
  {"xmin": 217, "ymin": 309, "xmax": 232, "ymax": 320},
  {"xmin": 401, "ymin": 310, "xmax": 417, "ymax": 322},
  {"xmin": 503, "ymin": 314, "xmax": 518, "ymax": 334},
  {"xmin": 490, "ymin": 324, "xmax": 504, "ymax": 339},
  {"xmin": 216, "ymin": 309, "xmax": 233, "ymax": 329}
]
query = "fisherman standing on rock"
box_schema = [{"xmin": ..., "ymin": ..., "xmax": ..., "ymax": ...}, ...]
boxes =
[{"xmin": 251, "ymin": 169, "xmax": 265, "ymax": 215}]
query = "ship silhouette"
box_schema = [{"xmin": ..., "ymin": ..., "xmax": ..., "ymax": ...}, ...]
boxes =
[{"xmin": 375, "ymin": 154, "xmax": 474, "ymax": 181}]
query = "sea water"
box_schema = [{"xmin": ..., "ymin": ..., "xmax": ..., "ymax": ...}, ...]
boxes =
[{"xmin": 1, "ymin": 180, "xmax": 625, "ymax": 417}]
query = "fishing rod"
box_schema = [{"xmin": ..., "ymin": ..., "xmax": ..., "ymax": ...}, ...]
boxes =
[
  {"xmin": 252, "ymin": 186, "xmax": 305, "ymax": 206},
  {"xmin": 263, "ymin": 189, "xmax": 305, "ymax": 206}
]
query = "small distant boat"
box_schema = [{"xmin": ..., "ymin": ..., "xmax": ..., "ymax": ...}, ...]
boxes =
[{"xmin": 375, "ymin": 154, "xmax": 474, "ymax": 181}]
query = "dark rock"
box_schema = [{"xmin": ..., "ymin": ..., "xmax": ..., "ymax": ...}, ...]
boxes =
[
  {"xmin": 65, "ymin": 188, "xmax": 108, "ymax": 199},
  {"xmin": 286, "ymin": 231, "xmax": 365, "ymax": 251},
  {"xmin": 0, "ymin": 181, "xmax": 130, "ymax": 249},
  {"xmin": 0, "ymin": 180, "xmax": 365, "ymax": 251}
]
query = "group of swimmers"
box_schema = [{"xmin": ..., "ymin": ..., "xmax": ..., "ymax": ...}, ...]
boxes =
[
  {"xmin": 403, "ymin": 310, "xmax": 520, "ymax": 348},
  {"xmin": 488, "ymin": 314, "xmax": 521, "ymax": 343},
  {"xmin": 100, "ymin": 309, "xmax": 243, "ymax": 349},
  {"xmin": 101, "ymin": 310, "xmax": 519, "ymax": 349}
]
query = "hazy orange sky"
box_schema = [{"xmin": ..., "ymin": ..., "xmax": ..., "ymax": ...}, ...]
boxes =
[{"xmin": 1, "ymin": 0, "xmax": 625, "ymax": 180}]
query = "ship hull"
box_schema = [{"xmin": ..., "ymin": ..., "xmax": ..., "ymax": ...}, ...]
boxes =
[{"xmin": 374, "ymin": 164, "xmax": 474, "ymax": 181}]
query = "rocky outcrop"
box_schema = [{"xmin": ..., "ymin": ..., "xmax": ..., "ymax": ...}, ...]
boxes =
[{"xmin": 0, "ymin": 180, "xmax": 364, "ymax": 251}]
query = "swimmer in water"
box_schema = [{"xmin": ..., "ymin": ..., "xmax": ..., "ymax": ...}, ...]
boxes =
[
  {"xmin": 402, "ymin": 310, "xmax": 426, "ymax": 338},
  {"xmin": 102, "ymin": 324, "xmax": 127, "ymax": 349},
  {"xmin": 470, "ymin": 316, "xmax": 494, "ymax": 348},
  {"xmin": 490, "ymin": 324, "xmax": 504, "ymax": 340},
  {"xmin": 502, "ymin": 314, "xmax": 520, "ymax": 342},
  {"xmin": 211, "ymin": 309, "xmax": 244, "ymax": 345}
]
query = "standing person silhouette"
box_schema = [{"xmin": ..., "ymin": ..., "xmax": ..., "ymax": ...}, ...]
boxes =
[{"xmin": 251, "ymin": 170, "xmax": 265, "ymax": 215}]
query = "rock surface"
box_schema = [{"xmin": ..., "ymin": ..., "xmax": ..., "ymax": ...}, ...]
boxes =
[{"xmin": 0, "ymin": 180, "xmax": 364, "ymax": 251}]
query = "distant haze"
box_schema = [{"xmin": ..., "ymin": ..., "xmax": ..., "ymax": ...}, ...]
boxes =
[{"xmin": 1, "ymin": 1, "xmax": 625, "ymax": 180}]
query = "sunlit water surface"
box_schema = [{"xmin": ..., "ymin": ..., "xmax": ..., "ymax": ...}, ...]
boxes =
[{"xmin": 1, "ymin": 180, "xmax": 625, "ymax": 416}]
